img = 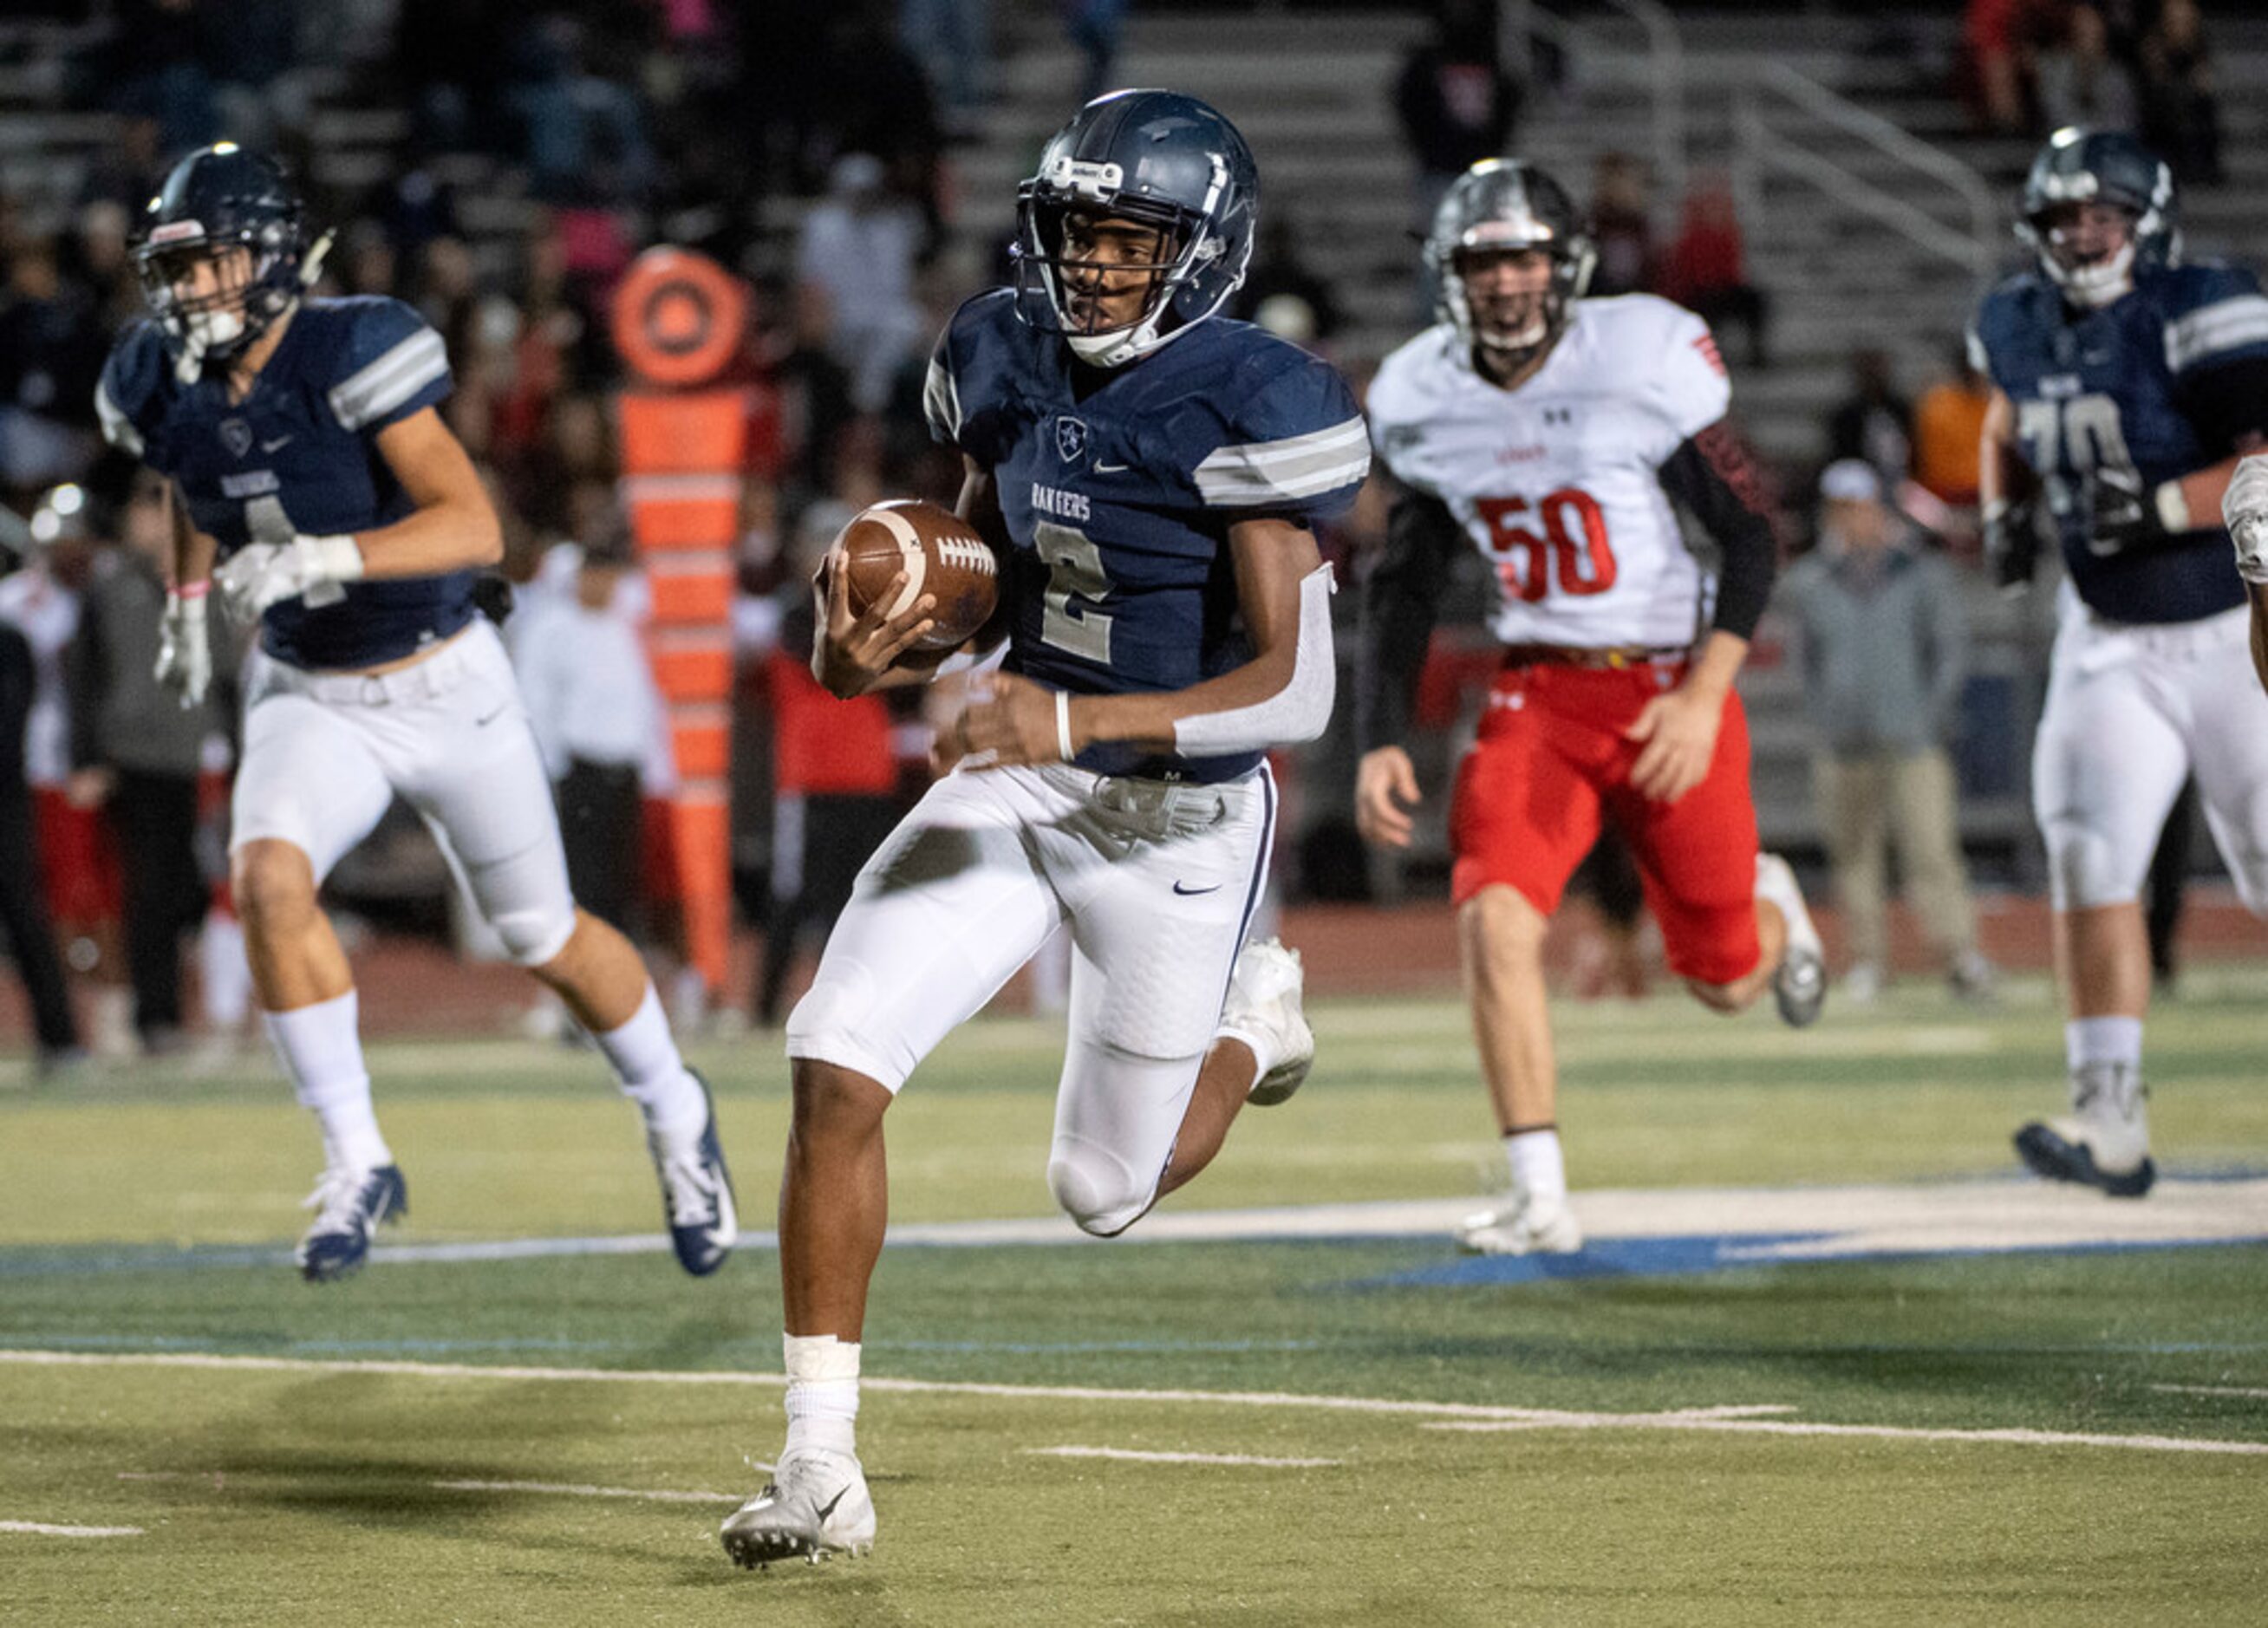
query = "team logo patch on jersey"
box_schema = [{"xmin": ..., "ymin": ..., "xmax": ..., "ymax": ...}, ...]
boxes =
[
  {"xmin": 1054, "ymin": 415, "xmax": 1089, "ymax": 465},
  {"xmin": 219, "ymin": 418, "xmax": 253, "ymax": 459}
]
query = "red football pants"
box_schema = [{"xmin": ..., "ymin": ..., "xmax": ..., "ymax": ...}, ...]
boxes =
[{"xmin": 1449, "ymin": 661, "xmax": 1763, "ymax": 987}]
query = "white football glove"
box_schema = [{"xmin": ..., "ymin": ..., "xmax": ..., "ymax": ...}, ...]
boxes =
[
  {"xmin": 154, "ymin": 586, "xmax": 213, "ymax": 709},
  {"xmin": 2224, "ymin": 453, "xmax": 2268, "ymax": 586},
  {"xmin": 215, "ymin": 533, "xmax": 363, "ymax": 622}
]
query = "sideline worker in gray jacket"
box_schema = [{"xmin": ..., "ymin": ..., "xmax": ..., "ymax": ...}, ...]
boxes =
[{"xmin": 1778, "ymin": 459, "xmax": 1996, "ymax": 1002}]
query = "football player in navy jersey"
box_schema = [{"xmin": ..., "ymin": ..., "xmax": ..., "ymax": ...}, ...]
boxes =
[
  {"xmin": 1974, "ymin": 128, "xmax": 2268, "ymax": 1197},
  {"xmin": 721, "ymin": 91, "xmax": 1367, "ymax": 1567},
  {"xmin": 96, "ymin": 145, "xmax": 735, "ymax": 1281}
]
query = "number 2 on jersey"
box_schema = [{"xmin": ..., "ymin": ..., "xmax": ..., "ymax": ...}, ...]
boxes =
[
  {"xmin": 1033, "ymin": 520, "xmax": 1114, "ymax": 663},
  {"xmin": 1476, "ymin": 488, "xmax": 1616, "ymax": 602}
]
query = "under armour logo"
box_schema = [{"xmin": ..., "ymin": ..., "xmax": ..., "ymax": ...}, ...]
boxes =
[
  {"xmin": 219, "ymin": 418, "xmax": 253, "ymax": 459},
  {"xmin": 1055, "ymin": 416, "xmax": 1088, "ymax": 464},
  {"xmin": 1542, "ymin": 407, "xmax": 1573, "ymax": 427}
]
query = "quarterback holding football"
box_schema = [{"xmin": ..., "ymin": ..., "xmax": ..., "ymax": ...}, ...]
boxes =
[{"xmin": 720, "ymin": 89, "xmax": 1367, "ymax": 1568}]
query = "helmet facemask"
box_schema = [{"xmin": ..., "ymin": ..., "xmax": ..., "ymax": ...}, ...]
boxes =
[
  {"xmin": 2022, "ymin": 201, "xmax": 2143, "ymax": 309},
  {"xmin": 133, "ymin": 215, "xmax": 323, "ymax": 381},
  {"xmin": 1015, "ymin": 149, "xmax": 1248, "ymax": 368},
  {"xmin": 1432, "ymin": 221, "xmax": 1593, "ymax": 375}
]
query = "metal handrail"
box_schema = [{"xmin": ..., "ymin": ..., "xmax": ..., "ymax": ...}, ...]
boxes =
[
  {"xmin": 1502, "ymin": 0, "xmax": 1685, "ymax": 200},
  {"xmin": 1739, "ymin": 62, "xmax": 2000, "ymax": 276}
]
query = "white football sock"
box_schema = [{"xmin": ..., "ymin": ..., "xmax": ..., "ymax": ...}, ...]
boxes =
[
  {"xmin": 782, "ymin": 1332, "xmax": 861, "ymax": 1458},
  {"xmin": 265, "ymin": 989, "xmax": 389, "ymax": 1170},
  {"xmin": 2065, "ymin": 1016, "xmax": 2145, "ymax": 1121},
  {"xmin": 593, "ymin": 983, "xmax": 707, "ymax": 1146},
  {"xmin": 1505, "ymin": 1127, "xmax": 1566, "ymax": 1205}
]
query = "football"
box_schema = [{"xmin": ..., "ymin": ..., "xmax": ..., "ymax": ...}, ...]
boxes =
[{"xmin": 831, "ymin": 498, "xmax": 1000, "ymax": 652}]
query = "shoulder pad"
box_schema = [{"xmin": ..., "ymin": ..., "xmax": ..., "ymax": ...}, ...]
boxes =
[
  {"xmin": 2155, "ymin": 261, "xmax": 2268, "ymax": 375},
  {"xmin": 322, "ymin": 296, "xmax": 452, "ymax": 431},
  {"xmin": 1192, "ymin": 329, "xmax": 1368, "ymax": 513},
  {"xmin": 95, "ymin": 320, "xmax": 172, "ymax": 459}
]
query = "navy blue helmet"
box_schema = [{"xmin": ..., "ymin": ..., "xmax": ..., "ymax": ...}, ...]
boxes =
[
  {"xmin": 1014, "ymin": 89, "xmax": 1258, "ymax": 368},
  {"xmin": 132, "ymin": 143, "xmax": 321, "ymax": 369},
  {"xmin": 1425, "ymin": 159, "xmax": 1596, "ymax": 367},
  {"xmin": 2017, "ymin": 127, "xmax": 2179, "ymax": 307}
]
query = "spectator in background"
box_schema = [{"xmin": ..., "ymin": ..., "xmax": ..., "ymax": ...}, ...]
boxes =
[
  {"xmin": 2140, "ymin": 0, "xmax": 2221, "ymax": 185},
  {"xmin": 1587, "ymin": 151, "xmax": 1656, "ymax": 298},
  {"xmin": 1779, "ymin": 461, "xmax": 1995, "ymax": 1003},
  {"xmin": 0, "ymin": 611, "xmax": 81, "ymax": 1074},
  {"xmin": 0, "ymin": 238, "xmax": 111, "ymax": 492},
  {"xmin": 1659, "ymin": 173, "xmax": 1769, "ymax": 369},
  {"xmin": 749, "ymin": 503, "xmax": 907, "ymax": 1027},
  {"xmin": 1911, "ymin": 341, "xmax": 1994, "ymax": 509},
  {"xmin": 1960, "ymin": 0, "xmax": 2033, "ymax": 136},
  {"xmin": 1063, "ymin": 0, "xmax": 1127, "ymax": 108},
  {"xmin": 1825, "ymin": 347, "xmax": 1913, "ymax": 495},
  {"xmin": 514, "ymin": 527, "xmax": 669, "ymax": 945},
  {"xmin": 66, "ymin": 476, "xmax": 222, "ymax": 1055},
  {"xmin": 2037, "ymin": 3, "xmax": 2141, "ymax": 134},
  {"xmin": 1394, "ymin": 0, "xmax": 1522, "ymax": 309},
  {"xmin": 0, "ymin": 485, "xmax": 129, "ymax": 1056},
  {"xmin": 506, "ymin": 14, "xmax": 657, "ymax": 209},
  {"xmin": 796, "ymin": 153, "xmax": 930, "ymax": 416},
  {"xmin": 1233, "ymin": 212, "xmax": 1346, "ymax": 352},
  {"xmin": 901, "ymin": 0, "xmax": 993, "ymax": 128}
]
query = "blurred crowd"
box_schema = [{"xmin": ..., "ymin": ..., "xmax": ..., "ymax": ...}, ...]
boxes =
[{"xmin": 0, "ymin": 1, "xmax": 2236, "ymax": 1060}]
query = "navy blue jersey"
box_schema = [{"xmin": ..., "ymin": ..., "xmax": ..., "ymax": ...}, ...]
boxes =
[
  {"xmin": 97, "ymin": 296, "xmax": 472, "ymax": 669},
  {"xmin": 924, "ymin": 290, "xmax": 1368, "ymax": 781},
  {"xmin": 1970, "ymin": 260, "xmax": 2268, "ymax": 623}
]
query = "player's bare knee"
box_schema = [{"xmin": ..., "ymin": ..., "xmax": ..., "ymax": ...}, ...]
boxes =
[
  {"xmin": 1458, "ymin": 888, "xmax": 1548, "ymax": 985},
  {"xmin": 789, "ymin": 1058, "xmax": 891, "ymax": 1145},
  {"xmin": 231, "ymin": 841, "xmax": 319, "ymax": 937},
  {"xmin": 1685, "ymin": 974, "xmax": 1756, "ymax": 1015},
  {"xmin": 1046, "ymin": 1136, "xmax": 1151, "ymax": 1237}
]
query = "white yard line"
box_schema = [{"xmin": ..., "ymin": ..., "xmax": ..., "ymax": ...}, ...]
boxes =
[
  {"xmin": 7, "ymin": 1349, "xmax": 2263, "ymax": 1459},
  {"xmin": 2149, "ymin": 1384, "xmax": 2268, "ymax": 1400},
  {"xmin": 429, "ymin": 1479, "xmax": 740, "ymax": 1505},
  {"xmin": 1026, "ymin": 1446, "xmax": 1341, "ymax": 1468},
  {"xmin": 0, "ymin": 1520, "xmax": 144, "ymax": 1538}
]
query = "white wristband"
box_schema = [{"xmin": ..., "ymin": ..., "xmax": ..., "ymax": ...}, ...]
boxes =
[
  {"xmin": 1055, "ymin": 690, "xmax": 1076, "ymax": 761},
  {"xmin": 2153, "ymin": 481, "xmax": 2192, "ymax": 535}
]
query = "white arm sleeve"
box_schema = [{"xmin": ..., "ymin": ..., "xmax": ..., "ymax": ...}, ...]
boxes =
[{"xmin": 1171, "ymin": 564, "xmax": 1337, "ymax": 756}]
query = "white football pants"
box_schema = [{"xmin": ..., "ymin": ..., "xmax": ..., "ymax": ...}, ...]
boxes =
[
  {"xmin": 2032, "ymin": 582, "xmax": 2268, "ymax": 913},
  {"xmin": 230, "ymin": 619, "xmax": 578, "ymax": 967},
  {"xmin": 786, "ymin": 758, "xmax": 1275, "ymax": 1234}
]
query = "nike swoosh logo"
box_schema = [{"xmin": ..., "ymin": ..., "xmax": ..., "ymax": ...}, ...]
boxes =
[
  {"xmin": 1095, "ymin": 461, "xmax": 1130, "ymax": 472},
  {"xmin": 260, "ymin": 435, "xmax": 292, "ymax": 453},
  {"xmin": 475, "ymin": 705, "xmax": 508, "ymax": 726},
  {"xmin": 1172, "ymin": 881, "xmax": 1222, "ymax": 895},
  {"xmin": 814, "ymin": 1487, "xmax": 850, "ymax": 1522}
]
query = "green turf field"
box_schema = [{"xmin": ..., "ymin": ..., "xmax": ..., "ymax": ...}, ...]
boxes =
[{"xmin": 3, "ymin": 974, "xmax": 2265, "ymax": 1625}]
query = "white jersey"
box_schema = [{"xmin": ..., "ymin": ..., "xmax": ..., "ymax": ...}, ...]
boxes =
[{"xmin": 1367, "ymin": 295, "xmax": 1730, "ymax": 649}]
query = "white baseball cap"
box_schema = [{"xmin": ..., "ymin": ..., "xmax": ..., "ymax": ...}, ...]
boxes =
[{"xmin": 1818, "ymin": 459, "xmax": 1883, "ymax": 503}]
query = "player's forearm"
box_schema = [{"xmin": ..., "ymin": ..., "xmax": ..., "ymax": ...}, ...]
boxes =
[
  {"xmin": 2250, "ymin": 584, "xmax": 2268, "ymax": 696},
  {"xmin": 166, "ymin": 484, "xmax": 218, "ymax": 587},
  {"xmin": 344, "ymin": 497, "xmax": 503, "ymax": 579},
  {"xmin": 1679, "ymin": 630, "xmax": 1750, "ymax": 700},
  {"xmin": 1073, "ymin": 639, "xmax": 1316, "ymax": 754}
]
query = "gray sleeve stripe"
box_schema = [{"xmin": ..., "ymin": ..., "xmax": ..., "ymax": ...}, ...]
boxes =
[
  {"xmin": 2165, "ymin": 295, "xmax": 2268, "ymax": 372},
  {"xmin": 94, "ymin": 381, "xmax": 143, "ymax": 456},
  {"xmin": 1196, "ymin": 447, "xmax": 1372, "ymax": 506},
  {"xmin": 923, "ymin": 354, "xmax": 961, "ymax": 441},
  {"xmin": 327, "ymin": 329, "xmax": 449, "ymax": 428},
  {"xmin": 1196, "ymin": 414, "xmax": 1369, "ymax": 476}
]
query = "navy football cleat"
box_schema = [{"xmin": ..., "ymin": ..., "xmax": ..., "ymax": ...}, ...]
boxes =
[
  {"xmin": 650, "ymin": 1073, "xmax": 737, "ymax": 1276},
  {"xmin": 296, "ymin": 1163, "xmax": 407, "ymax": 1282},
  {"xmin": 2014, "ymin": 1118, "xmax": 2157, "ymax": 1198}
]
